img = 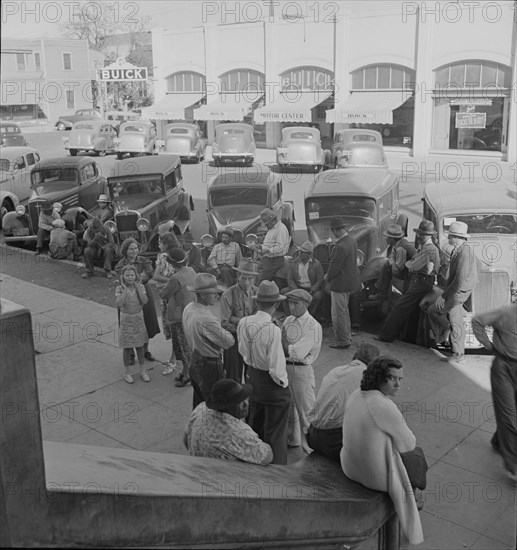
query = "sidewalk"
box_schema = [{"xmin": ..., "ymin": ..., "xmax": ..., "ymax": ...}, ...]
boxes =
[{"xmin": 0, "ymin": 272, "xmax": 515, "ymax": 549}]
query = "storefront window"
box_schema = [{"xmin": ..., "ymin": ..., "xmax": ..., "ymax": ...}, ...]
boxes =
[{"xmin": 166, "ymin": 72, "xmax": 205, "ymax": 93}]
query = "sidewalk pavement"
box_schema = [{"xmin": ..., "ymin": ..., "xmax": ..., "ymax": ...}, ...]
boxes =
[{"xmin": 0, "ymin": 272, "xmax": 515, "ymax": 549}]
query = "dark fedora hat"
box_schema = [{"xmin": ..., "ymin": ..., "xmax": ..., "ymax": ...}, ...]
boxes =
[
  {"xmin": 166, "ymin": 247, "xmax": 187, "ymax": 267},
  {"xmin": 414, "ymin": 220, "xmax": 437, "ymax": 236},
  {"xmin": 383, "ymin": 224, "xmax": 405, "ymax": 239},
  {"xmin": 253, "ymin": 280, "xmax": 286, "ymax": 302},
  {"xmin": 330, "ymin": 217, "xmax": 347, "ymax": 230},
  {"xmin": 206, "ymin": 379, "xmax": 253, "ymax": 410}
]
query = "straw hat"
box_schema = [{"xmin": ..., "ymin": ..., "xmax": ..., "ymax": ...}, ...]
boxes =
[
  {"xmin": 233, "ymin": 259, "xmax": 259, "ymax": 275},
  {"xmin": 448, "ymin": 221, "xmax": 469, "ymax": 239}
]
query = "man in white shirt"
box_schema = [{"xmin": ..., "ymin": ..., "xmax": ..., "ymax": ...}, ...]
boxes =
[
  {"xmin": 282, "ymin": 289, "xmax": 322, "ymax": 454},
  {"xmin": 238, "ymin": 280, "xmax": 292, "ymax": 464},
  {"xmin": 306, "ymin": 342, "xmax": 380, "ymax": 461},
  {"xmin": 206, "ymin": 226, "xmax": 242, "ymax": 287},
  {"xmin": 252, "ymin": 208, "xmax": 290, "ymax": 285}
]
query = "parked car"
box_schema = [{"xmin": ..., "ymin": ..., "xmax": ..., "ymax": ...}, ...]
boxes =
[
  {"xmin": 206, "ymin": 170, "xmax": 294, "ymax": 248},
  {"xmin": 106, "ymin": 155, "xmax": 194, "ymax": 261},
  {"xmin": 212, "ymin": 123, "xmax": 255, "ymax": 166},
  {"xmin": 276, "ymin": 126, "xmax": 329, "ymax": 171},
  {"xmin": 157, "ymin": 123, "xmax": 207, "ymax": 163},
  {"xmin": 114, "ymin": 120, "xmax": 158, "ymax": 160},
  {"xmin": 55, "ymin": 108, "xmax": 102, "ymax": 131},
  {"xmin": 330, "ymin": 129, "xmax": 386, "ymax": 168},
  {"xmin": 62, "ymin": 120, "xmax": 118, "ymax": 157},
  {"xmin": 0, "ymin": 146, "xmax": 41, "ymax": 203},
  {"xmin": 473, "ymin": 116, "xmax": 503, "ymax": 151},
  {"xmin": 304, "ymin": 165, "xmax": 405, "ymax": 313},
  {"xmin": 0, "ymin": 189, "xmax": 20, "ymax": 229},
  {"xmin": 105, "ymin": 110, "xmax": 140, "ymax": 131},
  {"xmin": 2, "ymin": 157, "xmax": 106, "ymax": 245},
  {"xmin": 419, "ymin": 179, "xmax": 517, "ymax": 349},
  {"xmin": 1, "ymin": 123, "xmax": 29, "ymax": 147}
]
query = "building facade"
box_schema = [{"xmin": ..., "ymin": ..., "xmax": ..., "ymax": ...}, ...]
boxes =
[
  {"xmin": 150, "ymin": 1, "xmax": 516, "ymax": 163},
  {"xmin": 1, "ymin": 38, "xmax": 103, "ymax": 125}
]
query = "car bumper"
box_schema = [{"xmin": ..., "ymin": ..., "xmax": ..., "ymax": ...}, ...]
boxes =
[
  {"xmin": 277, "ymin": 158, "xmax": 321, "ymax": 165},
  {"xmin": 4, "ymin": 234, "xmax": 37, "ymax": 242},
  {"xmin": 213, "ymin": 153, "xmax": 253, "ymax": 162}
]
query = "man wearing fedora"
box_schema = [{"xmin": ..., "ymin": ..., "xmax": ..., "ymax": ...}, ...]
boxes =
[
  {"xmin": 183, "ymin": 273, "xmax": 235, "ymax": 408},
  {"xmin": 91, "ymin": 194, "xmax": 114, "ymax": 223},
  {"xmin": 206, "ymin": 226, "xmax": 242, "ymax": 287},
  {"xmin": 159, "ymin": 248, "xmax": 196, "ymax": 386},
  {"xmin": 250, "ymin": 208, "xmax": 290, "ymax": 285},
  {"xmin": 181, "ymin": 231, "xmax": 203, "ymax": 273},
  {"xmin": 220, "ymin": 259, "xmax": 259, "ymax": 382},
  {"xmin": 282, "ymin": 241, "xmax": 325, "ymax": 319},
  {"xmin": 184, "ymin": 379, "xmax": 273, "ymax": 465},
  {"xmin": 48, "ymin": 218, "xmax": 82, "ymax": 261},
  {"xmin": 378, "ymin": 220, "xmax": 441, "ymax": 343},
  {"xmin": 238, "ymin": 281, "xmax": 292, "ymax": 464},
  {"xmin": 282, "ymin": 289, "xmax": 322, "ymax": 454},
  {"xmin": 325, "ymin": 218, "xmax": 362, "ymax": 349},
  {"xmin": 370, "ymin": 223, "xmax": 416, "ymax": 301},
  {"xmin": 427, "ymin": 221, "xmax": 480, "ymax": 364},
  {"xmin": 36, "ymin": 200, "xmax": 61, "ymax": 255}
]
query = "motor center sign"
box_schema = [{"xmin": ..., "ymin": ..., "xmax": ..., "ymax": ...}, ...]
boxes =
[{"xmin": 98, "ymin": 67, "xmax": 148, "ymax": 82}]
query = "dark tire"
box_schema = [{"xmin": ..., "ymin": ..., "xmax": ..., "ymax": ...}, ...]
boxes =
[
  {"xmin": 0, "ymin": 200, "xmax": 14, "ymax": 229},
  {"xmin": 117, "ymin": 152, "xmax": 124, "ymax": 160},
  {"xmin": 70, "ymin": 149, "xmax": 78, "ymax": 156}
]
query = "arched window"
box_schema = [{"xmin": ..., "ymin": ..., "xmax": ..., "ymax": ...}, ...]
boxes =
[
  {"xmin": 166, "ymin": 71, "xmax": 205, "ymax": 93},
  {"xmin": 219, "ymin": 69, "xmax": 264, "ymax": 93},
  {"xmin": 434, "ymin": 60, "xmax": 511, "ymax": 89},
  {"xmin": 351, "ymin": 64, "xmax": 415, "ymax": 90}
]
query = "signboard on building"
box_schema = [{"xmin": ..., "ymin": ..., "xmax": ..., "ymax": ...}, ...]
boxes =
[
  {"xmin": 99, "ymin": 67, "xmax": 148, "ymax": 82},
  {"xmin": 255, "ymin": 111, "xmax": 310, "ymax": 122},
  {"xmin": 455, "ymin": 112, "xmax": 487, "ymax": 129},
  {"xmin": 450, "ymin": 98, "xmax": 492, "ymax": 106},
  {"xmin": 280, "ymin": 67, "xmax": 334, "ymax": 92}
]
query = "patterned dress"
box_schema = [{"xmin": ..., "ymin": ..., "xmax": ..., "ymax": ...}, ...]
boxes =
[
  {"xmin": 116, "ymin": 286, "xmax": 149, "ymax": 348},
  {"xmin": 155, "ymin": 252, "xmax": 176, "ymax": 340}
]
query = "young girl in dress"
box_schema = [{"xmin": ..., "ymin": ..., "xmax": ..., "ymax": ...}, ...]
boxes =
[{"xmin": 116, "ymin": 264, "xmax": 150, "ymax": 383}]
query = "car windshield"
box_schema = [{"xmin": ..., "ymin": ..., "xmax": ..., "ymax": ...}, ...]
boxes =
[
  {"xmin": 352, "ymin": 134, "xmax": 377, "ymax": 142},
  {"xmin": 289, "ymin": 131, "xmax": 314, "ymax": 140},
  {"xmin": 31, "ymin": 168, "xmax": 79, "ymax": 192},
  {"xmin": 123, "ymin": 125, "xmax": 145, "ymax": 133},
  {"xmin": 109, "ymin": 176, "xmax": 162, "ymax": 197},
  {"xmin": 306, "ymin": 197, "xmax": 376, "ymax": 221},
  {"xmin": 442, "ymin": 213, "xmax": 517, "ymax": 235},
  {"xmin": 210, "ymin": 187, "xmax": 268, "ymax": 207},
  {"xmin": 169, "ymin": 128, "xmax": 189, "ymax": 134},
  {"xmin": 221, "ymin": 129, "xmax": 244, "ymax": 135},
  {"xmin": 75, "ymin": 123, "xmax": 95, "ymax": 130}
]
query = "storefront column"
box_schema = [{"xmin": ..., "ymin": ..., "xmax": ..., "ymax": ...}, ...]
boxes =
[
  {"xmin": 412, "ymin": 9, "xmax": 434, "ymax": 157},
  {"xmin": 264, "ymin": 19, "xmax": 276, "ymax": 149},
  {"xmin": 333, "ymin": 8, "xmax": 351, "ymax": 135},
  {"xmin": 507, "ymin": 16, "xmax": 517, "ymax": 165}
]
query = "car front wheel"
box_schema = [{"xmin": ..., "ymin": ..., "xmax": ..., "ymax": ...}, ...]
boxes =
[
  {"xmin": 56, "ymin": 122, "xmax": 66, "ymax": 131},
  {"xmin": 70, "ymin": 149, "xmax": 78, "ymax": 156},
  {"xmin": 0, "ymin": 200, "xmax": 14, "ymax": 228},
  {"xmin": 117, "ymin": 152, "xmax": 124, "ymax": 160}
]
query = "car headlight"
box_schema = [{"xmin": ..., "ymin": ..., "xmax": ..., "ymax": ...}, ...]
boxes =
[
  {"xmin": 136, "ymin": 218, "xmax": 150, "ymax": 232},
  {"xmin": 356, "ymin": 249, "xmax": 365, "ymax": 267},
  {"xmin": 105, "ymin": 220, "xmax": 117, "ymax": 234},
  {"xmin": 15, "ymin": 205, "xmax": 26, "ymax": 216}
]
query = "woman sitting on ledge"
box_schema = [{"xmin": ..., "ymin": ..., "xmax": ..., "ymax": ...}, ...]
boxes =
[{"xmin": 340, "ymin": 356, "xmax": 424, "ymax": 546}]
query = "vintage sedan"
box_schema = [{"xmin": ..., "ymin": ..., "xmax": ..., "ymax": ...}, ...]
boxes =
[
  {"xmin": 114, "ymin": 121, "xmax": 157, "ymax": 160},
  {"xmin": 330, "ymin": 129, "xmax": 385, "ymax": 168},
  {"xmin": 212, "ymin": 123, "xmax": 255, "ymax": 166},
  {"xmin": 0, "ymin": 146, "xmax": 41, "ymax": 204},
  {"xmin": 1, "ymin": 123, "xmax": 29, "ymax": 147},
  {"xmin": 419, "ymin": 180, "xmax": 517, "ymax": 349},
  {"xmin": 207, "ymin": 170, "xmax": 294, "ymax": 247},
  {"xmin": 55, "ymin": 108, "xmax": 102, "ymax": 131},
  {"xmin": 106, "ymin": 155, "xmax": 194, "ymax": 261},
  {"xmin": 305, "ymin": 166, "xmax": 406, "ymax": 312},
  {"xmin": 276, "ymin": 126, "xmax": 328, "ymax": 171},
  {"xmin": 2, "ymin": 157, "xmax": 106, "ymax": 245},
  {"xmin": 63, "ymin": 120, "xmax": 118, "ymax": 156},
  {"xmin": 157, "ymin": 123, "xmax": 206, "ymax": 163}
]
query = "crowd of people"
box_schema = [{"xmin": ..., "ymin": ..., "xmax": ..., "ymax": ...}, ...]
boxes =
[{"xmin": 40, "ymin": 200, "xmax": 517, "ymax": 544}]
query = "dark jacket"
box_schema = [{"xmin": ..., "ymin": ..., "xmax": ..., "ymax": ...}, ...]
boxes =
[
  {"xmin": 287, "ymin": 258, "xmax": 325, "ymax": 292},
  {"xmin": 443, "ymin": 242, "xmax": 480, "ymax": 304},
  {"xmin": 326, "ymin": 234, "xmax": 362, "ymax": 293}
]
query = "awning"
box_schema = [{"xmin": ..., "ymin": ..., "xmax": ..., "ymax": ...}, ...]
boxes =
[
  {"xmin": 140, "ymin": 93, "xmax": 204, "ymax": 121},
  {"xmin": 254, "ymin": 91, "xmax": 333, "ymax": 123},
  {"xmin": 193, "ymin": 94, "xmax": 259, "ymax": 121},
  {"xmin": 326, "ymin": 91, "xmax": 413, "ymax": 124}
]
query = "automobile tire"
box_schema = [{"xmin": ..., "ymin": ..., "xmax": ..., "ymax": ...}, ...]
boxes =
[
  {"xmin": 70, "ymin": 149, "xmax": 78, "ymax": 156},
  {"xmin": 117, "ymin": 152, "xmax": 124, "ymax": 160},
  {"xmin": 56, "ymin": 122, "xmax": 66, "ymax": 131},
  {"xmin": 0, "ymin": 200, "xmax": 14, "ymax": 228}
]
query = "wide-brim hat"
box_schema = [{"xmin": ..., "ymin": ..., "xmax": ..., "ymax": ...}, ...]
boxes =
[
  {"xmin": 260, "ymin": 208, "xmax": 277, "ymax": 224},
  {"xmin": 384, "ymin": 224, "xmax": 404, "ymax": 239},
  {"xmin": 166, "ymin": 247, "xmax": 187, "ymax": 267},
  {"xmin": 285, "ymin": 288, "xmax": 312, "ymax": 306},
  {"xmin": 448, "ymin": 221, "xmax": 469, "ymax": 239},
  {"xmin": 414, "ymin": 220, "xmax": 437, "ymax": 236},
  {"xmin": 253, "ymin": 280, "xmax": 286, "ymax": 302},
  {"xmin": 329, "ymin": 217, "xmax": 347, "ymax": 230},
  {"xmin": 206, "ymin": 379, "xmax": 253, "ymax": 410},
  {"xmin": 233, "ymin": 259, "xmax": 259, "ymax": 275},
  {"xmin": 297, "ymin": 240, "xmax": 314, "ymax": 254},
  {"xmin": 97, "ymin": 194, "xmax": 110, "ymax": 203},
  {"xmin": 220, "ymin": 226, "xmax": 234, "ymax": 238},
  {"xmin": 188, "ymin": 273, "xmax": 224, "ymax": 293},
  {"xmin": 40, "ymin": 200, "xmax": 53, "ymax": 212}
]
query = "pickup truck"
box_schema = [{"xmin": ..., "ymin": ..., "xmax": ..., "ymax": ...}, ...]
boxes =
[{"xmin": 55, "ymin": 108, "xmax": 102, "ymax": 131}]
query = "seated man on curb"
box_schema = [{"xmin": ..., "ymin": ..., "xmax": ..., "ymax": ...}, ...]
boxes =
[
  {"xmin": 183, "ymin": 378, "xmax": 273, "ymax": 465},
  {"xmin": 49, "ymin": 219, "xmax": 82, "ymax": 261},
  {"xmin": 206, "ymin": 226, "xmax": 242, "ymax": 287},
  {"xmin": 81, "ymin": 217, "xmax": 117, "ymax": 279},
  {"xmin": 282, "ymin": 241, "xmax": 325, "ymax": 319},
  {"xmin": 306, "ymin": 342, "xmax": 380, "ymax": 461},
  {"xmin": 36, "ymin": 200, "xmax": 61, "ymax": 255},
  {"xmin": 91, "ymin": 194, "xmax": 114, "ymax": 223}
]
